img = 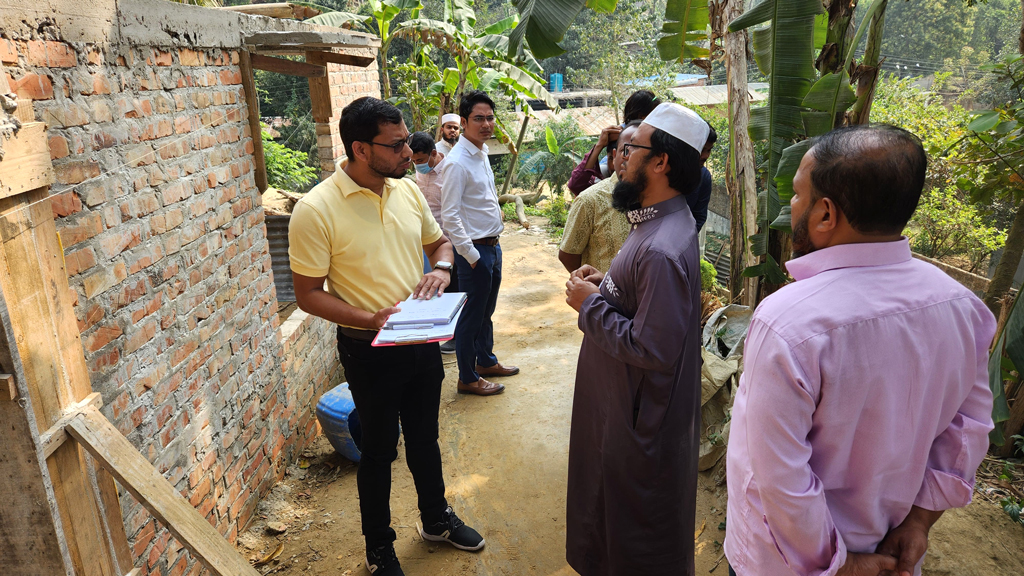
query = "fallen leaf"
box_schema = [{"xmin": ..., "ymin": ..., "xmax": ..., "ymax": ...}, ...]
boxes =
[
  {"xmin": 298, "ymin": 458, "xmax": 311, "ymax": 469},
  {"xmin": 254, "ymin": 543, "xmax": 284, "ymax": 567},
  {"xmin": 694, "ymin": 519, "xmax": 706, "ymax": 541}
]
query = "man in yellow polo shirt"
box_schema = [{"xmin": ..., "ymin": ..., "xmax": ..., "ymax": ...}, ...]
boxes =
[{"xmin": 289, "ymin": 97, "xmax": 484, "ymax": 576}]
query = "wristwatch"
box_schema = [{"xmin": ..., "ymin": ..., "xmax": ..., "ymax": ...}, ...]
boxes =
[{"xmin": 434, "ymin": 261, "xmax": 453, "ymax": 273}]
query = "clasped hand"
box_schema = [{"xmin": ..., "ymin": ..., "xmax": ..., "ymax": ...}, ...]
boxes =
[{"xmin": 565, "ymin": 265, "xmax": 604, "ymax": 312}]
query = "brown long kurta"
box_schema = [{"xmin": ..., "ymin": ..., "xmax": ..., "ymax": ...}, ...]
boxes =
[{"xmin": 566, "ymin": 194, "xmax": 702, "ymax": 576}]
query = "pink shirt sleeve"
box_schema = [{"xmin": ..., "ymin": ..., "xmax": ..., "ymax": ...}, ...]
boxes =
[
  {"xmin": 567, "ymin": 150, "xmax": 602, "ymax": 195},
  {"xmin": 914, "ymin": 305, "xmax": 995, "ymax": 511},
  {"xmin": 741, "ymin": 320, "xmax": 848, "ymax": 576}
]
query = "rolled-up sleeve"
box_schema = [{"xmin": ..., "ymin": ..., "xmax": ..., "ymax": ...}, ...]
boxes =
[
  {"xmin": 915, "ymin": 308, "xmax": 995, "ymax": 511},
  {"xmin": 741, "ymin": 320, "xmax": 847, "ymax": 576},
  {"xmin": 567, "ymin": 151, "xmax": 601, "ymax": 195},
  {"xmin": 440, "ymin": 161, "xmax": 480, "ymax": 265}
]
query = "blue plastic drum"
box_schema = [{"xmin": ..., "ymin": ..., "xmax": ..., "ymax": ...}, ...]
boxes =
[{"xmin": 315, "ymin": 383, "xmax": 362, "ymax": 462}]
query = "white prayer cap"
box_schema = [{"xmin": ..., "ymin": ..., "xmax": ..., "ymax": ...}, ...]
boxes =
[
  {"xmin": 441, "ymin": 113, "xmax": 461, "ymax": 126},
  {"xmin": 641, "ymin": 103, "xmax": 710, "ymax": 153}
]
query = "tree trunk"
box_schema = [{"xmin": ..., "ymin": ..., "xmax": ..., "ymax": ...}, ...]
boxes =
[
  {"xmin": 498, "ymin": 194, "xmax": 530, "ymax": 228},
  {"xmin": 502, "ymin": 116, "xmax": 532, "ymax": 195},
  {"xmin": 985, "ymin": 197, "xmax": 1024, "ymax": 315},
  {"xmin": 1019, "ymin": 0, "xmax": 1024, "ymax": 54},
  {"xmin": 723, "ymin": 0, "xmax": 759, "ymax": 307},
  {"xmin": 847, "ymin": 0, "xmax": 888, "ymax": 125},
  {"xmin": 380, "ymin": 40, "xmax": 392, "ymax": 100}
]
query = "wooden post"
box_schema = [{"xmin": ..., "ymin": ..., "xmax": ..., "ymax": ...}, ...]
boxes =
[
  {"xmin": 239, "ymin": 50, "xmax": 268, "ymax": 192},
  {"xmin": 722, "ymin": 0, "xmax": 759, "ymax": 306}
]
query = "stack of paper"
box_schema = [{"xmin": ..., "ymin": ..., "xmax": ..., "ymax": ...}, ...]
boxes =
[
  {"xmin": 372, "ymin": 292, "xmax": 467, "ymax": 347},
  {"xmin": 383, "ymin": 292, "xmax": 467, "ymax": 329}
]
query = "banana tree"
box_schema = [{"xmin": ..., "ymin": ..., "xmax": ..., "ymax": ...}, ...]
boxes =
[
  {"xmin": 307, "ymin": 0, "xmax": 423, "ymax": 99},
  {"xmin": 519, "ymin": 126, "xmax": 593, "ymax": 197},
  {"xmin": 656, "ymin": 0, "xmax": 711, "ymax": 66}
]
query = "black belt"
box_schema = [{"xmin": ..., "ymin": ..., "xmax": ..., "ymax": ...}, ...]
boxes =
[
  {"xmin": 473, "ymin": 236, "xmax": 499, "ymax": 246},
  {"xmin": 339, "ymin": 326, "xmax": 377, "ymax": 342}
]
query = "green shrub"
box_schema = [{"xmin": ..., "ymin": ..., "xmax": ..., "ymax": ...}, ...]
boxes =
[
  {"xmin": 545, "ymin": 194, "xmax": 569, "ymax": 229},
  {"xmin": 700, "ymin": 258, "xmax": 719, "ymax": 292},
  {"xmin": 263, "ymin": 130, "xmax": 318, "ymax": 191},
  {"xmin": 906, "ymin": 186, "xmax": 1006, "ymax": 273}
]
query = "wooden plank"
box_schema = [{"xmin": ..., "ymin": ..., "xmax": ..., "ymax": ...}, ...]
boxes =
[
  {"xmin": 244, "ymin": 30, "xmax": 380, "ymax": 49},
  {"xmin": 67, "ymin": 407, "xmax": 262, "ymax": 576},
  {"xmin": 239, "ymin": 51, "xmax": 268, "ymax": 193},
  {"xmin": 0, "ymin": 123, "xmax": 56, "ymax": 200},
  {"xmin": 0, "ymin": 283, "xmax": 72, "ymax": 575},
  {"xmin": 219, "ymin": 2, "xmax": 321, "ymax": 20},
  {"xmin": 0, "ymin": 184, "xmax": 126, "ymax": 576},
  {"xmin": 305, "ymin": 50, "xmax": 375, "ymax": 68},
  {"xmin": 0, "ymin": 373, "xmax": 14, "ymax": 400},
  {"xmin": 306, "ymin": 51, "xmax": 333, "ymax": 124},
  {"xmin": 95, "ymin": 464, "xmax": 134, "ymax": 572},
  {"xmin": 251, "ymin": 54, "xmax": 326, "ymax": 78},
  {"xmin": 14, "ymin": 98, "xmax": 35, "ymax": 124},
  {"xmin": 39, "ymin": 392, "xmax": 102, "ymax": 459}
]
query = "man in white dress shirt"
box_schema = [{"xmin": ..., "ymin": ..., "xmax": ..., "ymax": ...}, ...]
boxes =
[
  {"xmin": 436, "ymin": 113, "xmax": 461, "ymax": 156},
  {"xmin": 439, "ymin": 91, "xmax": 520, "ymax": 396}
]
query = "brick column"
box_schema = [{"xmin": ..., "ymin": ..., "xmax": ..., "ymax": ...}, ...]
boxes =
[{"xmin": 307, "ymin": 54, "xmax": 380, "ymax": 179}]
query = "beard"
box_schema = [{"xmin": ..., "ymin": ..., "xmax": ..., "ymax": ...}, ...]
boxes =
[
  {"xmin": 368, "ymin": 153, "xmax": 408, "ymax": 179},
  {"xmin": 612, "ymin": 160, "xmax": 649, "ymax": 213},
  {"xmin": 791, "ymin": 208, "xmax": 818, "ymax": 258},
  {"xmin": 443, "ymin": 133, "xmax": 458, "ymax": 145}
]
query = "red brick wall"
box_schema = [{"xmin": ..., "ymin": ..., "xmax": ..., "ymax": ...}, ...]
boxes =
[
  {"xmin": 2, "ymin": 23, "xmax": 376, "ymax": 576},
  {"xmin": 316, "ymin": 59, "xmax": 381, "ymax": 176}
]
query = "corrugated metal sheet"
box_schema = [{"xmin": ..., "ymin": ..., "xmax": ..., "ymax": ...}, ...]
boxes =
[
  {"xmin": 670, "ymin": 83, "xmax": 769, "ymax": 106},
  {"xmin": 265, "ymin": 215, "xmax": 295, "ymax": 303}
]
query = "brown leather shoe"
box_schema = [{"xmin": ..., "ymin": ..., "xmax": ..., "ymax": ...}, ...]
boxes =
[
  {"xmin": 457, "ymin": 377, "xmax": 505, "ymax": 396},
  {"xmin": 475, "ymin": 362, "xmax": 520, "ymax": 377}
]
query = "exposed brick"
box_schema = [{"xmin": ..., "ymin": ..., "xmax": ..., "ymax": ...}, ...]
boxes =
[
  {"xmin": 9, "ymin": 72, "xmax": 54, "ymax": 100},
  {"xmin": 51, "ymin": 191, "xmax": 82, "ymax": 218},
  {"xmin": 0, "ymin": 39, "xmax": 17, "ymax": 64},
  {"xmin": 151, "ymin": 50, "xmax": 173, "ymax": 66},
  {"xmin": 125, "ymin": 318, "xmax": 158, "ymax": 354},
  {"xmin": 61, "ymin": 211, "xmax": 104, "ymax": 247},
  {"xmin": 54, "ymin": 160, "xmax": 100, "ymax": 185},
  {"xmin": 65, "ymin": 246, "xmax": 97, "ymax": 277},
  {"xmin": 84, "ymin": 324, "xmax": 123, "ymax": 353},
  {"xmin": 48, "ymin": 135, "xmax": 70, "ymax": 159}
]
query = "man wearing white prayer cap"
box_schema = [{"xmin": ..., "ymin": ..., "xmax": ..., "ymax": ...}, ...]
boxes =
[
  {"xmin": 436, "ymin": 113, "xmax": 461, "ymax": 156},
  {"xmin": 563, "ymin": 102, "xmax": 707, "ymax": 576}
]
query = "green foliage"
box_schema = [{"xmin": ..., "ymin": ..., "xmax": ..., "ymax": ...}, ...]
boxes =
[
  {"xmin": 1002, "ymin": 496, "xmax": 1023, "ymax": 526},
  {"xmin": 700, "ymin": 258, "xmax": 718, "ymax": 292},
  {"xmin": 262, "ymin": 131, "xmax": 319, "ymax": 191},
  {"xmin": 518, "ymin": 116, "xmax": 593, "ymax": 196},
  {"xmin": 506, "ymin": 0, "xmax": 615, "ymax": 60},
  {"xmin": 906, "ymin": 187, "xmax": 1006, "ymax": 273},
  {"xmin": 543, "ymin": 193, "xmax": 570, "ymax": 240},
  {"xmin": 657, "ymin": 0, "xmax": 710, "ymax": 64},
  {"xmin": 501, "ymin": 201, "xmax": 518, "ymax": 221}
]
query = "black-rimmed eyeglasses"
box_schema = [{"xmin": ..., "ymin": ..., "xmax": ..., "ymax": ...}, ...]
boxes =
[
  {"xmin": 359, "ymin": 135, "xmax": 412, "ymax": 153},
  {"xmin": 621, "ymin": 143, "xmax": 653, "ymax": 158}
]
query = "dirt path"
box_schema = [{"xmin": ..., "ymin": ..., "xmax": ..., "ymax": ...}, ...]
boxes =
[{"xmin": 239, "ymin": 218, "xmax": 1024, "ymax": 575}]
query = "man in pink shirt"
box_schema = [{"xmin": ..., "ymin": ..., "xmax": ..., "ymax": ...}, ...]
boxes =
[{"xmin": 725, "ymin": 125, "xmax": 996, "ymax": 576}]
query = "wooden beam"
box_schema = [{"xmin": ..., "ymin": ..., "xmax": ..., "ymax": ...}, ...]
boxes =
[
  {"xmin": 0, "ymin": 122, "xmax": 56, "ymax": 200},
  {"xmin": 219, "ymin": 2, "xmax": 321, "ymax": 20},
  {"xmin": 238, "ymin": 51, "xmax": 268, "ymax": 193},
  {"xmin": 305, "ymin": 50, "xmax": 376, "ymax": 68},
  {"xmin": 244, "ymin": 30, "xmax": 380, "ymax": 49},
  {"xmin": 67, "ymin": 407, "xmax": 262, "ymax": 576},
  {"xmin": 14, "ymin": 99, "xmax": 35, "ymax": 124},
  {"xmin": 250, "ymin": 54, "xmax": 326, "ymax": 78},
  {"xmin": 0, "ymin": 373, "xmax": 14, "ymax": 400},
  {"xmin": 39, "ymin": 392, "xmax": 102, "ymax": 459},
  {"xmin": 306, "ymin": 51, "xmax": 333, "ymax": 124}
]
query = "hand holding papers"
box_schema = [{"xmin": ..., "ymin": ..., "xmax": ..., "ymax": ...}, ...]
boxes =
[{"xmin": 372, "ymin": 292, "xmax": 466, "ymax": 347}]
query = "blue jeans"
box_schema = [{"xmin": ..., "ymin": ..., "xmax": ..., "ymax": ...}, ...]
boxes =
[{"xmin": 453, "ymin": 243, "xmax": 501, "ymax": 383}]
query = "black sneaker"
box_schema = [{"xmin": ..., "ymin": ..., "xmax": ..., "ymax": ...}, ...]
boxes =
[
  {"xmin": 440, "ymin": 340, "xmax": 457, "ymax": 354},
  {"xmin": 420, "ymin": 506, "xmax": 485, "ymax": 551},
  {"xmin": 365, "ymin": 543, "xmax": 404, "ymax": 575}
]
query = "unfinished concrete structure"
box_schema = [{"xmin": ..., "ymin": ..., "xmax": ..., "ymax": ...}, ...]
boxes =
[{"xmin": 1, "ymin": 1, "xmax": 379, "ymax": 573}]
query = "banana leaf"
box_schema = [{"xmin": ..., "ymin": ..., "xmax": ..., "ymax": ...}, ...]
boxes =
[
  {"xmin": 489, "ymin": 60, "xmax": 559, "ymax": 109},
  {"xmin": 545, "ymin": 126, "xmax": 559, "ymax": 154},
  {"xmin": 484, "ymin": 15, "xmax": 519, "ymax": 35},
  {"xmin": 445, "ymin": 0, "xmax": 476, "ymax": 35},
  {"xmin": 392, "ymin": 18, "xmax": 470, "ymax": 58},
  {"xmin": 305, "ymin": 11, "xmax": 374, "ymax": 32},
  {"xmin": 657, "ymin": 0, "xmax": 711, "ymax": 64},
  {"xmin": 991, "ymin": 290, "xmax": 1024, "ymax": 444},
  {"xmin": 508, "ymin": 0, "xmax": 592, "ymax": 60}
]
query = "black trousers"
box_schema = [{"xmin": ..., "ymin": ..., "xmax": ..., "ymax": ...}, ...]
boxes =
[{"xmin": 337, "ymin": 331, "xmax": 449, "ymax": 549}]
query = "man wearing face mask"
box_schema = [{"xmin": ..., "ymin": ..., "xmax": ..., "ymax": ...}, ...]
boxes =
[
  {"xmin": 436, "ymin": 113, "xmax": 461, "ymax": 156},
  {"xmin": 410, "ymin": 131, "xmax": 459, "ymax": 327},
  {"xmin": 563, "ymin": 103, "xmax": 706, "ymax": 575}
]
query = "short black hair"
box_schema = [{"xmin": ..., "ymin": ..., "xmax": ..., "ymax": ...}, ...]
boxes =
[
  {"xmin": 808, "ymin": 124, "xmax": 926, "ymax": 235},
  {"xmin": 649, "ymin": 128, "xmax": 704, "ymax": 196},
  {"xmin": 623, "ymin": 90, "xmax": 661, "ymax": 123},
  {"xmin": 459, "ymin": 90, "xmax": 495, "ymax": 118},
  {"xmin": 706, "ymin": 125, "xmax": 718, "ymax": 147},
  {"xmin": 339, "ymin": 97, "xmax": 404, "ymax": 159},
  {"xmin": 409, "ymin": 131, "xmax": 435, "ymax": 154}
]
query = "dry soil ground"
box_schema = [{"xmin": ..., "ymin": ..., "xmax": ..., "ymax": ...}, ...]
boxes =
[{"xmin": 239, "ymin": 217, "xmax": 1024, "ymax": 576}]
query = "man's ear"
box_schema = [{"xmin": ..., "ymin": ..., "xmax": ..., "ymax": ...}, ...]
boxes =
[
  {"xmin": 651, "ymin": 152, "xmax": 670, "ymax": 176},
  {"xmin": 816, "ymin": 196, "xmax": 841, "ymax": 233},
  {"xmin": 352, "ymin": 141, "xmax": 370, "ymax": 163}
]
